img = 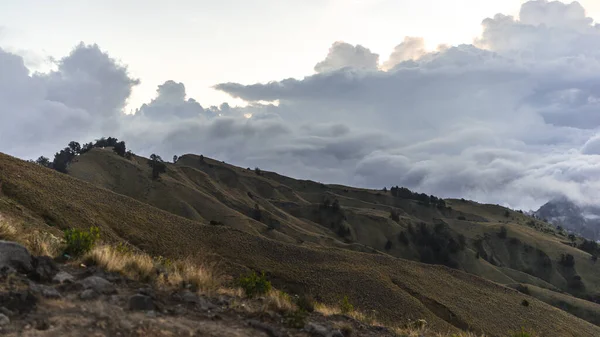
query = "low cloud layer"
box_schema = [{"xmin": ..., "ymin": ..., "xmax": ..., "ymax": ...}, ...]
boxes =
[{"xmin": 2, "ymin": 0, "xmax": 600, "ymax": 210}]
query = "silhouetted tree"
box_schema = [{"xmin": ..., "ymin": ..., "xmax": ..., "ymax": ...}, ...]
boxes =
[
  {"xmin": 68, "ymin": 141, "xmax": 81, "ymax": 155},
  {"xmin": 173, "ymin": 155, "xmax": 178, "ymax": 163},
  {"xmin": 568, "ymin": 234, "xmax": 576, "ymax": 243},
  {"xmin": 35, "ymin": 156, "xmax": 51, "ymax": 168},
  {"xmin": 113, "ymin": 141, "xmax": 126, "ymax": 157},
  {"xmin": 52, "ymin": 148, "xmax": 76, "ymax": 173},
  {"xmin": 254, "ymin": 167, "xmax": 262, "ymax": 176},
  {"xmin": 148, "ymin": 154, "xmax": 166, "ymax": 179},
  {"xmin": 81, "ymin": 142, "xmax": 94, "ymax": 154},
  {"xmin": 504, "ymin": 210, "xmax": 510, "ymax": 217}
]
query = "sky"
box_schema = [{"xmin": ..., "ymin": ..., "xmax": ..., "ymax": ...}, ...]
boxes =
[{"xmin": 2, "ymin": 0, "xmax": 600, "ymax": 210}]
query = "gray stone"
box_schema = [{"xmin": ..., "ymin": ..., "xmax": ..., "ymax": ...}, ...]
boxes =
[
  {"xmin": 198, "ymin": 297, "xmax": 218, "ymax": 311},
  {"xmin": 52, "ymin": 271, "xmax": 74, "ymax": 284},
  {"xmin": 0, "ymin": 314, "xmax": 9, "ymax": 326},
  {"xmin": 0, "ymin": 307, "xmax": 13, "ymax": 317},
  {"xmin": 330, "ymin": 330, "xmax": 344, "ymax": 337},
  {"xmin": 41, "ymin": 287, "xmax": 61, "ymax": 299},
  {"xmin": 29, "ymin": 256, "xmax": 58, "ymax": 282},
  {"xmin": 305, "ymin": 323, "xmax": 330, "ymax": 337},
  {"xmin": 128, "ymin": 294, "xmax": 155, "ymax": 311},
  {"xmin": 78, "ymin": 276, "xmax": 116, "ymax": 294},
  {"xmin": 0, "ymin": 241, "xmax": 32, "ymax": 273},
  {"xmin": 247, "ymin": 319, "xmax": 281, "ymax": 337},
  {"xmin": 79, "ymin": 289, "xmax": 99, "ymax": 301}
]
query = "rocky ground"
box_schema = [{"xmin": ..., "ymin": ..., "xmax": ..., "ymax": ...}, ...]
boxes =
[{"xmin": 0, "ymin": 240, "xmax": 399, "ymax": 337}]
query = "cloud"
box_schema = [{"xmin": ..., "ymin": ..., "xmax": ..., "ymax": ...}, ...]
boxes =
[
  {"xmin": 314, "ymin": 41, "xmax": 379, "ymax": 73},
  {"xmin": 382, "ymin": 37, "xmax": 427, "ymax": 70},
  {"xmin": 3, "ymin": 1, "xmax": 600, "ymax": 211}
]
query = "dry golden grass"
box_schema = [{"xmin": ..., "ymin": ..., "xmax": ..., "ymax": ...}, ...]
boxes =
[
  {"xmin": 85, "ymin": 244, "xmax": 222, "ymax": 294},
  {"xmin": 262, "ymin": 289, "xmax": 296, "ymax": 312},
  {"xmin": 0, "ymin": 214, "xmax": 63, "ymax": 257}
]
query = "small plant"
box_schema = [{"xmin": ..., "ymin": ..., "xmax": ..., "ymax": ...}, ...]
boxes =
[
  {"xmin": 340, "ymin": 324, "xmax": 353, "ymax": 337},
  {"xmin": 284, "ymin": 309, "xmax": 308, "ymax": 329},
  {"xmin": 510, "ymin": 327, "xmax": 534, "ymax": 337},
  {"xmin": 295, "ymin": 294, "xmax": 315, "ymax": 313},
  {"xmin": 340, "ymin": 295, "xmax": 354, "ymax": 314},
  {"xmin": 63, "ymin": 226, "xmax": 100, "ymax": 256},
  {"xmin": 238, "ymin": 271, "xmax": 272, "ymax": 297},
  {"xmin": 521, "ymin": 299, "xmax": 530, "ymax": 307},
  {"xmin": 498, "ymin": 226, "xmax": 508, "ymax": 239}
]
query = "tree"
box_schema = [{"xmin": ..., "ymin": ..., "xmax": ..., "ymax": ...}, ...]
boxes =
[
  {"xmin": 35, "ymin": 156, "xmax": 51, "ymax": 168},
  {"xmin": 390, "ymin": 209, "xmax": 400, "ymax": 222},
  {"xmin": 568, "ymin": 234, "xmax": 576, "ymax": 243},
  {"xmin": 385, "ymin": 240, "xmax": 393, "ymax": 251},
  {"xmin": 332, "ymin": 199, "xmax": 341, "ymax": 212},
  {"xmin": 81, "ymin": 142, "xmax": 94, "ymax": 154},
  {"xmin": 498, "ymin": 226, "xmax": 508, "ymax": 239},
  {"xmin": 504, "ymin": 210, "xmax": 510, "ymax": 217},
  {"xmin": 112, "ymin": 141, "xmax": 126, "ymax": 157},
  {"xmin": 68, "ymin": 141, "xmax": 81, "ymax": 155},
  {"xmin": 173, "ymin": 155, "xmax": 178, "ymax": 163},
  {"xmin": 254, "ymin": 167, "xmax": 262, "ymax": 176},
  {"xmin": 52, "ymin": 148, "xmax": 76, "ymax": 173},
  {"xmin": 148, "ymin": 154, "xmax": 166, "ymax": 179},
  {"xmin": 560, "ymin": 253, "xmax": 575, "ymax": 268}
]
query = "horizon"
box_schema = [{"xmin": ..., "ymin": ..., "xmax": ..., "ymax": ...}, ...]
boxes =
[{"xmin": 3, "ymin": 0, "xmax": 600, "ymax": 210}]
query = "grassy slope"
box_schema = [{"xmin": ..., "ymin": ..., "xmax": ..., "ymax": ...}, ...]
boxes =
[
  {"xmin": 2, "ymin": 151, "xmax": 600, "ymax": 335},
  {"xmin": 70, "ymin": 150, "xmax": 600, "ymax": 298}
]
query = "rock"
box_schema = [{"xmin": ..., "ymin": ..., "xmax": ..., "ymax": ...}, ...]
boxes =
[
  {"xmin": 78, "ymin": 276, "xmax": 116, "ymax": 294},
  {"xmin": 80, "ymin": 289, "xmax": 99, "ymax": 301},
  {"xmin": 0, "ymin": 314, "xmax": 9, "ymax": 326},
  {"xmin": 0, "ymin": 241, "xmax": 33, "ymax": 273},
  {"xmin": 181, "ymin": 290, "xmax": 199, "ymax": 304},
  {"xmin": 41, "ymin": 287, "xmax": 61, "ymax": 299},
  {"xmin": 29, "ymin": 256, "xmax": 59, "ymax": 282},
  {"xmin": 0, "ymin": 307, "xmax": 13, "ymax": 317},
  {"xmin": 128, "ymin": 294, "xmax": 155, "ymax": 311},
  {"xmin": 30, "ymin": 283, "xmax": 61, "ymax": 299},
  {"xmin": 330, "ymin": 330, "xmax": 344, "ymax": 337},
  {"xmin": 306, "ymin": 323, "xmax": 330, "ymax": 337},
  {"xmin": 198, "ymin": 297, "xmax": 218, "ymax": 311},
  {"xmin": 0, "ymin": 290, "xmax": 37, "ymax": 314},
  {"xmin": 137, "ymin": 288, "xmax": 153, "ymax": 297},
  {"xmin": 247, "ymin": 319, "xmax": 282, "ymax": 337},
  {"xmin": 52, "ymin": 271, "xmax": 75, "ymax": 284},
  {"xmin": 145, "ymin": 310, "xmax": 157, "ymax": 318}
]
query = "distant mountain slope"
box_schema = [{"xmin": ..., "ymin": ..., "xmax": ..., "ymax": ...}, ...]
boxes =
[
  {"xmin": 2, "ymin": 151, "xmax": 600, "ymax": 335},
  {"xmin": 536, "ymin": 197, "xmax": 600, "ymax": 240},
  {"xmin": 67, "ymin": 149, "xmax": 600, "ymax": 302}
]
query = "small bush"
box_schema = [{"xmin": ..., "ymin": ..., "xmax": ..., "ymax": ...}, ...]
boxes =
[
  {"xmin": 238, "ymin": 271, "xmax": 272, "ymax": 297},
  {"xmin": 516, "ymin": 284, "xmax": 530, "ymax": 295},
  {"xmin": 521, "ymin": 299, "xmax": 529, "ymax": 307},
  {"xmin": 296, "ymin": 294, "xmax": 315, "ymax": 313},
  {"xmin": 64, "ymin": 226, "xmax": 100, "ymax": 256},
  {"xmin": 457, "ymin": 216, "xmax": 466, "ymax": 220},
  {"xmin": 390, "ymin": 210, "xmax": 400, "ymax": 222},
  {"xmin": 498, "ymin": 226, "xmax": 508, "ymax": 239},
  {"xmin": 340, "ymin": 324, "xmax": 353, "ymax": 337},
  {"xmin": 560, "ymin": 253, "xmax": 575, "ymax": 268},
  {"xmin": 340, "ymin": 295, "xmax": 354, "ymax": 314},
  {"xmin": 284, "ymin": 309, "xmax": 308, "ymax": 329}
]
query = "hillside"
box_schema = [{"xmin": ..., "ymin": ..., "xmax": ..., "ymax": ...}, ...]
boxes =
[
  {"xmin": 69, "ymin": 149, "xmax": 600, "ymax": 301},
  {"xmin": 2, "ymin": 150, "xmax": 600, "ymax": 336}
]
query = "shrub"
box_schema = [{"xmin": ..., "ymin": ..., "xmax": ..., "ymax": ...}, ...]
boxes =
[
  {"xmin": 295, "ymin": 294, "xmax": 315, "ymax": 313},
  {"xmin": 498, "ymin": 226, "xmax": 508, "ymax": 239},
  {"xmin": 390, "ymin": 209, "xmax": 400, "ymax": 222},
  {"xmin": 284, "ymin": 309, "xmax": 308, "ymax": 329},
  {"xmin": 504, "ymin": 210, "xmax": 510, "ymax": 217},
  {"xmin": 398, "ymin": 231, "xmax": 409, "ymax": 245},
  {"xmin": 112, "ymin": 141, "xmax": 126, "ymax": 157},
  {"xmin": 340, "ymin": 295, "xmax": 354, "ymax": 314},
  {"xmin": 64, "ymin": 226, "xmax": 100, "ymax": 256},
  {"xmin": 521, "ymin": 299, "xmax": 530, "ymax": 307},
  {"xmin": 457, "ymin": 215, "xmax": 466, "ymax": 220},
  {"xmin": 238, "ymin": 271, "xmax": 271, "ymax": 297},
  {"xmin": 560, "ymin": 253, "xmax": 575, "ymax": 268},
  {"xmin": 385, "ymin": 240, "xmax": 393, "ymax": 251},
  {"xmin": 516, "ymin": 284, "xmax": 530, "ymax": 295},
  {"xmin": 254, "ymin": 167, "xmax": 262, "ymax": 176}
]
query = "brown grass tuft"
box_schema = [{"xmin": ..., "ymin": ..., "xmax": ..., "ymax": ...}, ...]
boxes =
[
  {"xmin": 0, "ymin": 215, "xmax": 18, "ymax": 241},
  {"xmin": 85, "ymin": 245, "xmax": 155, "ymax": 281},
  {"xmin": 262, "ymin": 289, "xmax": 296, "ymax": 312}
]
